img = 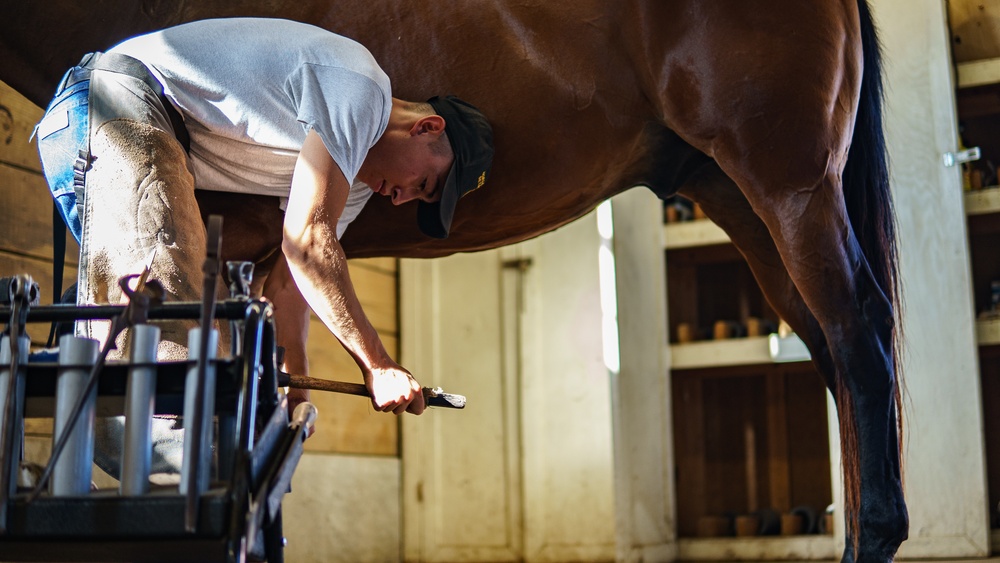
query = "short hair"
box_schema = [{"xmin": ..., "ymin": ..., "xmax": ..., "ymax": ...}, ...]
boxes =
[{"xmin": 407, "ymin": 101, "xmax": 452, "ymax": 158}]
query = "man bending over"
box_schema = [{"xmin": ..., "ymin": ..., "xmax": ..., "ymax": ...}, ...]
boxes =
[{"xmin": 34, "ymin": 17, "xmax": 494, "ymax": 471}]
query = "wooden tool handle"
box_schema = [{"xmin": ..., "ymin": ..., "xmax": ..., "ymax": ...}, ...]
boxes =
[
  {"xmin": 280, "ymin": 372, "xmax": 466, "ymax": 409},
  {"xmin": 286, "ymin": 373, "xmax": 369, "ymax": 397}
]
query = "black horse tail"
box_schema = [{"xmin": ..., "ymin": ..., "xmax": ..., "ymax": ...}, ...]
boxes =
[{"xmin": 838, "ymin": 0, "xmax": 903, "ymax": 555}]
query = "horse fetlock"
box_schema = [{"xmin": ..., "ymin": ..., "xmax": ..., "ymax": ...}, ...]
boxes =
[{"xmin": 854, "ymin": 505, "xmax": 908, "ymax": 563}]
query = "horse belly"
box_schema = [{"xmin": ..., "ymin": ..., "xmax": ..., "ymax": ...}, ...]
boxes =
[{"xmin": 194, "ymin": 191, "xmax": 284, "ymax": 264}]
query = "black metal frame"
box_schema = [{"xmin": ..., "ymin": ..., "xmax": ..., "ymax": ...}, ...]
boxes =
[{"xmin": 0, "ymin": 298, "xmax": 304, "ymax": 563}]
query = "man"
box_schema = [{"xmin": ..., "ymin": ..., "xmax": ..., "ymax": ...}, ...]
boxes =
[{"xmin": 34, "ymin": 17, "xmax": 494, "ymax": 427}]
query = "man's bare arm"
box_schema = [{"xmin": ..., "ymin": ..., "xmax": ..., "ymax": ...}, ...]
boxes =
[
  {"xmin": 261, "ymin": 252, "xmax": 312, "ymax": 415},
  {"xmin": 281, "ymin": 129, "xmax": 425, "ymax": 415}
]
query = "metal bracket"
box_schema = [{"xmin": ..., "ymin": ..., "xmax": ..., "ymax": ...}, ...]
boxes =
[
  {"xmin": 27, "ymin": 273, "xmax": 163, "ymax": 504},
  {"xmin": 226, "ymin": 261, "xmax": 254, "ymax": 300},
  {"xmin": 943, "ymin": 146, "xmax": 981, "ymax": 167},
  {"xmin": 226, "ymin": 261, "xmax": 253, "ymax": 358},
  {"xmin": 185, "ymin": 214, "xmax": 224, "ymax": 533},
  {"xmin": 501, "ymin": 258, "xmax": 533, "ymax": 272}
]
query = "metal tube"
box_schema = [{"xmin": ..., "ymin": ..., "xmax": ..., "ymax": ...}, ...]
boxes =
[
  {"xmin": 120, "ymin": 324, "xmax": 160, "ymax": 496},
  {"xmin": 0, "ymin": 335, "xmax": 29, "ymax": 499},
  {"xmin": 52, "ymin": 335, "xmax": 99, "ymax": 496},
  {"xmin": 0, "ymin": 300, "xmax": 250, "ymax": 324},
  {"xmin": 180, "ymin": 327, "xmax": 218, "ymax": 497}
]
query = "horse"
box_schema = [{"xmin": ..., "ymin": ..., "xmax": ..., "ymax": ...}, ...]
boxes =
[{"xmin": 0, "ymin": 1, "xmax": 905, "ymax": 560}]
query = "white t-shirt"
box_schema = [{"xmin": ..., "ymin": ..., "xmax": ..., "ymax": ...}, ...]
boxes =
[{"xmin": 110, "ymin": 18, "xmax": 388, "ymax": 238}]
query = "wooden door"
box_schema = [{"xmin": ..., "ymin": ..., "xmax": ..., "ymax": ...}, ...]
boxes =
[{"xmin": 400, "ymin": 211, "xmax": 618, "ymax": 562}]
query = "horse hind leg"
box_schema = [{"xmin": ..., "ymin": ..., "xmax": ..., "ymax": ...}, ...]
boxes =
[
  {"xmin": 675, "ymin": 163, "xmax": 837, "ymax": 390},
  {"xmin": 673, "ymin": 173, "xmax": 912, "ymax": 560},
  {"xmin": 650, "ymin": 131, "xmax": 903, "ymax": 557},
  {"xmin": 656, "ymin": 2, "xmax": 908, "ymax": 557},
  {"xmin": 711, "ymin": 137, "xmax": 905, "ymax": 562}
]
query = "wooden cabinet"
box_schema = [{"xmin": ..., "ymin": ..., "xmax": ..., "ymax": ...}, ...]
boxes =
[
  {"xmin": 672, "ymin": 367, "xmax": 832, "ymax": 538},
  {"xmin": 961, "ymin": 152, "xmax": 1000, "ymax": 542},
  {"xmin": 661, "ymin": 211, "xmax": 837, "ymax": 558}
]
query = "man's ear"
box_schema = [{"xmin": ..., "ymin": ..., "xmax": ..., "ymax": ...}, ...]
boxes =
[{"xmin": 410, "ymin": 114, "xmax": 446, "ymax": 136}]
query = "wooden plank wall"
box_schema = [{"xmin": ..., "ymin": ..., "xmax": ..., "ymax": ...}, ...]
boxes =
[
  {"xmin": 304, "ymin": 262, "xmax": 400, "ymax": 456},
  {"xmin": 0, "ymin": 80, "xmax": 78, "ymax": 310},
  {"xmin": 949, "ymin": 0, "xmax": 1000, "ymax": 62},
  {"xmin": 0, "ymin": 79, "xmax": 398, "ymax": 457}
]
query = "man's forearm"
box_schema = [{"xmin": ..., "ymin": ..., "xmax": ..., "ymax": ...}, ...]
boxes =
[
  {"xmin": 261, "ymin": 252, "xmax": 312, "ymax": 411},
  {"xmin": 281, "ymin": 129, "xmax": 424, "ymax": 414},
  {"xmin": 281, "ymin": 223, "xmax": 389, "ymax": 373}
]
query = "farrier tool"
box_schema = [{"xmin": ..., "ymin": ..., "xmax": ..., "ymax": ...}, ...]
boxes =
[{"xmin": 277, "ymin": 371, "xmax": 466, "ymax": 409}]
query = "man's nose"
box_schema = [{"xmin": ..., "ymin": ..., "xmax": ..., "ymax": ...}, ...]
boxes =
[{"xmin": 391, "ymin": 185, "xmax": 420, "ymax": 205}]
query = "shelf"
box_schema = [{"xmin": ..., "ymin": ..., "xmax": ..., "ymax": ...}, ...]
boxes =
[
  {"xmin": 677, "ymin": 535, "xmax": 835, "ymax": 561},
  {"xmin": 966, "ymin": 187, "xmax": 1000, "ymax": 216},
  {"xmin": 958, "ymin": 57, "xmax": 1000, "ymax": 89},
  {"xmin": 664, "ymin": 219, "xmax": 730, "ymax": 250},
  {"xmin": 978, "ymin": 316, "xmax": 1000, "ymax": 346},
  {"xmin": 669, "ymin": 334, "xmax": 810, "ymax": 370}
]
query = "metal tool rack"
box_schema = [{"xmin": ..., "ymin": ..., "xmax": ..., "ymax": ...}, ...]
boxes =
[{"xmin": 0, "ymin": 278, "xmax": 312, "ymax": 563}]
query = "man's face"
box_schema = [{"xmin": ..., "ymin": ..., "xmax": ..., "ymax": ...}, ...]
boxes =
[{"xmin": 358, "ymin": 116, "xmax": 452, "ymax": 206}]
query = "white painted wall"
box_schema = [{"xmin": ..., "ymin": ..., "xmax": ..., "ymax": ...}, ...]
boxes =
[
  {"xmin": 608, "ymin": 189, "xmax": 674, "ymax": 562},
  {"xmin": 283, "ymin": 454, "xmax": 401, "ymax": 562},
  {"xmin": 873, "ymin": 0, "xmax": 990, "ymax": 557}
]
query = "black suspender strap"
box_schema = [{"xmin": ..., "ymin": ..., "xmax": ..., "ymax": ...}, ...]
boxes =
[{"xmin": 46, "ymin": 202, "xmax": 67, "ymax": 347}]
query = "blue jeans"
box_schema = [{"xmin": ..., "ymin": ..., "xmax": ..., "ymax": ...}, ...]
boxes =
[{"xmin": 35, "ymin": 65, "xmax": 91, "ymax": 244}]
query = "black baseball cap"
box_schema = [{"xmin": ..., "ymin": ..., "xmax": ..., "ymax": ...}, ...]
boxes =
[{"xmin": 418, "ymin": 96, "xmax": 494, "ymax": 238}]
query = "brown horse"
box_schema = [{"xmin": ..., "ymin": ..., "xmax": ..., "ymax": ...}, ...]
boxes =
[{"xmin": 1, "ymin": 1, "xmax": 905, "ymax": 560}]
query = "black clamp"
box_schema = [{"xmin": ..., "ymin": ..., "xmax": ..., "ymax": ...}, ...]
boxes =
[
  {"xmin": 0, "ymin": 276, "xmax": 39, "ymax": 306},
  {"xmin": 2, "ymin": 275, "xmax": 38, "ymax": 337},
  {"xmin": 226, "ymin": 261, "xmax": 254, "ymax": 299}
]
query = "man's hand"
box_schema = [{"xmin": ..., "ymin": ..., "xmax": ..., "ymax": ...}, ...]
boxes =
[{"xmin": 365, "ymin": 361, "xmax": 426, "ymax": 415}]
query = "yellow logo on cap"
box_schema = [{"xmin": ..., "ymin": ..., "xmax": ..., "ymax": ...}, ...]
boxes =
[{"xmin": 464, "ymin": 172, "xmax": 487, "ymax": 198}]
